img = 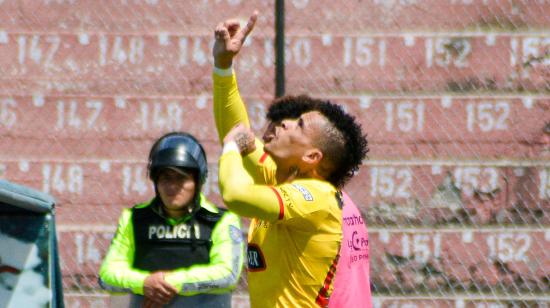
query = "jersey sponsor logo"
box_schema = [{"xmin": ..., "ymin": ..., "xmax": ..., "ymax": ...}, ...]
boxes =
[
  {"xmin": 148, "ymin": 223, "xmax": 200, "ymax": 240},
  {"xmin": 229, "ymin": 225, "xmax": 243, "ymax": 243},
  {"xmin": 278, "ymin": 187, "xmax": 293, "ymax": 208},
  {"xmin": 348, "ymin": 230, "xmax": 369, "ymax": 251},
  {"xmin": 343, "ymin": 214, "xmax": 364, "ymax": 226},
  {"xmin": 291, "ymin": 184, "xmax": 313, "ymax": 201},
  {"xmin": 247, "ymin": 243, "xmax": 266, "ymax": 271},
  {"xmin": 349, "ymin": 250, "xmax": 370, "ymax": 266}
]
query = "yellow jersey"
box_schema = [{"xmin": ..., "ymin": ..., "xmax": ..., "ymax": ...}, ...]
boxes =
[{"xmin": 247, "ymin": 177, "xmax": 342, "ymax": 307}]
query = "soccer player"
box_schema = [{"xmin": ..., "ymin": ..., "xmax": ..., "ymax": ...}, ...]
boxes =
[
  {"xmin": 99, "ymin": 132, "xmax": 244, "ymax": 307},
  {"xmin": 213, "ymin": 12, "xmax": 370, "ymax": 307}
]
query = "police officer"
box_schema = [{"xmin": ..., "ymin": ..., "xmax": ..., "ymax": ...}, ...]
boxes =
[{"xmin": 99, "ymin": 132, "xmax": 244, "ymax": 308}]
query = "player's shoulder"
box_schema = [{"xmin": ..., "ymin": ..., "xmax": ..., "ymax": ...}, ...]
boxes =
[
  {"xmin": 284, "ymin": 178, "xmax": 337, "ymax": 201},
  {"xmin": 290, "ymin": 178, "xmax": 336, "ymax": 191}
]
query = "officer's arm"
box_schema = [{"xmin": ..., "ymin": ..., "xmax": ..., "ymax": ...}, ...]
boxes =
[
  {"xmin": 164, "ymin": 212, "xmax": 245, "ymax": 295},
  {"xmin": 98, "ymin": 209, "xmax": 149, "ymax": 295},
  {"xmin": 218, "ymin": 147, "xmax": 282, "ymax": 221}
]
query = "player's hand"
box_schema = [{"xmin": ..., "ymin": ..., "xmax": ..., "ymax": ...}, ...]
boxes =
[
  {"xmin": 224, "ymin": 123, "xmax": 256, "ymax": 155},
  {"xmin": 143, "ymin": 272, "xmax": 177, "ymax": 305},
  {"xmin": 213, "ymin": 11, "xmax": 258, "ymax": 69}
]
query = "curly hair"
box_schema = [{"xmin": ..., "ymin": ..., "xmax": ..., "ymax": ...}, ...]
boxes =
[
  {"xmin": 266, "ymin": 95, "xmax": 316, "ymax": 121},
  {"xmin": 266, "ymin": 95, "xmax": 369, "ymax": 187}
]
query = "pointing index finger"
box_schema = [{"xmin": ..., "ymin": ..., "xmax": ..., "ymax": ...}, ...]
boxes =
[{"xmin": 237, "ymin": 11, "xmax": 258, "ymax": 43}]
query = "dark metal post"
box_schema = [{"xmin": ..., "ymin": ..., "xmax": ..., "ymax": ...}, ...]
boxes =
[{"xmin": 275, "ymin": 0, "xmax": 285, "ymax": 97}]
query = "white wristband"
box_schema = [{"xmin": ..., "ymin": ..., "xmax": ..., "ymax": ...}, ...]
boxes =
[
  {"xmin": 213, "ymin": 65, "xmax": 233, "ymax": 77},
  {"xmin": 222, "ymin": 141, "xmax": 240, "ymax": 155}
]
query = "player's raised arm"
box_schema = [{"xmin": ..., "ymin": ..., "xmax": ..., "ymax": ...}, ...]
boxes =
[
  {"xmin": 213, "ymin": 11, "xmax": 257, "ymax": 69},
  {"xmin": 212, "ymin": 12, "xmax": 258, "ymax": 143},
  {"xmin": 218, "ymin": 123, "xmax": 280, "ymax": 221}
]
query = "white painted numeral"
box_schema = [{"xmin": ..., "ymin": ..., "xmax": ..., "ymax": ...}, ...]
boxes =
[
  {"xmin": 122, "ymin": 165, "xmax": 149, "ymax": 196},
  {"xmin": 0, "ymin": 98, "xmax": 17, "ymax": 128},
  {"xmin": 385, "ymin": 102, "xmax": 425, "ymax": 132},
  {"xmin": 55, "ymin": 99, "xmax": 104, "ymax": 130},
  {"xmin": 487, "ymin": 233, "xmax": 531, "ymax": 262},
  {"xmin": 42, "ymin": 164, "xmax": 84, "ymax": 194},
  {"xmin": 453, "ymin": 167, "xmax": 499, "ymax": 197},
  {"xmin": 370, "ymin": 167, "xmax": 412, "ymax": 198},
  {"xmin": 540, "ymin": 169, "xmax": 550, "ymax": 200},
  {"xmin": 466, "ymin": 101, "xmax": 510, "ymax": 132},
  {"xmin": 99, "ymin": 36, "xmax": 144, "ymax": 66},
  {"xmin": 426, "ymin": 37, "xmax": 471, "ymax": 68},
  {"xmin": 137, "ymin": 101, "xmax": 183, "ymax": 131},
  {"xmin": 285, "ymin": 38, "xmax": 312, "ymax": 67},
  {"xmin": 401, "ymin": 233, "xmax": 441, "ymax": 263},
  {"xmin": 247, "ymin": 101, "xmax": 267, "ymax": 131},
  {"xmin": 17, "ymin": 35, "xmax": 60, "ymax": 67},
  {"xmin": 343, "ymin": 37, "xmax": 386, "ymax": 67},
  {"xmin": 510, "ymin": 37, "xmax": 550, "ymax": 66}
]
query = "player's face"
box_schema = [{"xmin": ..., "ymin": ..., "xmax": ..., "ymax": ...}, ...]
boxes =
[
  {"xmin": 156, "ymin": 168, "xmax": 196, "ymax": 217},
  {"xmin": 262, "ymin": 111, "xmax": 325, "ymax": 163}
]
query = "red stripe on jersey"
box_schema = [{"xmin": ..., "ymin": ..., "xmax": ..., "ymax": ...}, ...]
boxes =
[
  {"xmin": 315, "ymin": 253, "xmax": 340, "ymax": 307},
  {"xmin": 259, "ymin": 152, "xmax": 269, "ymax": 164},
  {"xmin": 269, "ymin": 186, "xmax": 284, "ymax": 220}
]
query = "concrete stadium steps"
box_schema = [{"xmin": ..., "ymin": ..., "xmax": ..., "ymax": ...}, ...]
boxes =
[
  {"xmin": 0, "ymin": 32, "xmax": 548, "ymax": 95},
  {"xmin": 0, "ymin": 159, "xmax": 222, "ymax": 211},
  {"xmin": 1, "ymin": 158, "xmax": 548, "ymax": 226},
  {"xmin": 0, "ymin": 1, "xmax": 274, "ymax": 33},
  {"xmin": 0, "ymin": 32, "xmax": 259, "ymax": 96},
  {"xmin": 0, "ymin": 94, "xmax": 223, "ymax": 142},
  {"xmin": 0, "ymin": 94, "xmax": 547, "ymax": 158},
  {"xmin": 348, "ymin": 162, "xmax": 550, "ymax": 226},
  {"xmin": 285, "ymin": 1, "xmax": 550, "ymax": 33},
  {"xmin": 282, "ymin": 33, "xmax": 550, "ymax": 93},
  {"xmin": 325, "ymin": 95, "xmax": 549, "ymax": 160},
  {"xmin": 368, "ymin": 228, "xmax": 549, "ymax": 293},
  {"xmin": 56, "ymin": 226, "xmax": 550, "ymax": 295},
  {"xmin": 0, "ymin": 1, "xmax": 548, "ymax": 33}
]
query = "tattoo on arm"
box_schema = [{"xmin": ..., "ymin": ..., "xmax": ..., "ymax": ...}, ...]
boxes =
[{"xmin": 235, "ymin": 132, "xmax": 254, "ymax": 154}]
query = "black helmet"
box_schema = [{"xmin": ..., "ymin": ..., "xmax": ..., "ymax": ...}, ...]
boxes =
[{"xmin": 147, "ymin": 132, "xmax": 208, "ymax": 187}]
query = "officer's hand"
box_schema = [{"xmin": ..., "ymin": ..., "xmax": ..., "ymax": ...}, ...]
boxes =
[
  {"xmin": 213, "ymin": 11, "xmax": 258, "ymax": 69},
  {"xmin": 224, "ymin": 123, "xmax": 256, "ymax": 155},
  {"xmin": 143, "ymin": 272, "xmax": 177, "ymax": 305}
]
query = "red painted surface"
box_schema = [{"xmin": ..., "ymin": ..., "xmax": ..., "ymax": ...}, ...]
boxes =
[
  {"xmin": 286, "ymin": 0, "xmax": 550, "ymax": 32},
  {"xmin": 346, "ymin": 165, "xmax": 550, "ymax": 225},
  {"xmin": 0, "ymin": 95, "xmax": 546, "ymax": 159},
  {"xmin": 368, "ymin": 229, "xmax": 549, "ymax": 292},
  {"xmin": 0, "ymin": 1, "xmax": 273, "ymax": 32},
  {"xmin": 0, "ymin": 34, "xmax": 547, "ymax": 94},
  {"xmin": 1, "ymin": 1, "xmax": 548, "ymax": 33},
  {"xmin": 284, "ymin": 34, "xmax": 550, "ymax": 93}
]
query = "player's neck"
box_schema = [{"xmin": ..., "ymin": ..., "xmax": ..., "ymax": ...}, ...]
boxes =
[{"xmin": 276, "ymin": 165, "xmax": 323, "ymax": 184}]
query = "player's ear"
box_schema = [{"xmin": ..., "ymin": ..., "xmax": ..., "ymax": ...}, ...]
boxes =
[{"xmin": 303, "ymin": 149, "xmax": 323, "ymax": 165}]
